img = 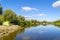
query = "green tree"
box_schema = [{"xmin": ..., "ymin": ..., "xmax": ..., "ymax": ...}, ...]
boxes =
[
  {"xmin": 3, "ymin": 9, "xmax": 18, "ymax": 25},
  {"xmin": 53, "ymin": 20, "xmax": 60, "ymax": 26},
  {"xmin": 30, "ymin": 20, "xmax": 40, "ymax": 26},
  {"xmin": 0, "ymin": 4, "xmax": 3, "ymax": 15},
  {"xmin": 19, "ymin": 20, "xmax": 32, "ymax": 27},
  {"xmin": 17, "ymin": 15, "xmax": 25, "ymax": 26},
  {"xmin": 0, "ymin": 15, "xmax": 4, "ymax": 25},
  {"xmin": 18, "ymin": 15, "xmax": 25, "ymax": 22}
]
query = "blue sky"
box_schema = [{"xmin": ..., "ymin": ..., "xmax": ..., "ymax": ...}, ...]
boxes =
[{"xmin": 0, "ymin": 0, "xmax": 60, "ymax": 21}]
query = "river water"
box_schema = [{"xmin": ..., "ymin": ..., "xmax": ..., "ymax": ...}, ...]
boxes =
[{"xmin": 14, "ymin": 25, "xmax": 60, "ymax": 40}]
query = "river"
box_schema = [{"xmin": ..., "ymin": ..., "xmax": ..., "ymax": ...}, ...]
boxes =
[{"xmin": 14, "ymin": 25, "xmax": 60, "ymax": 40}]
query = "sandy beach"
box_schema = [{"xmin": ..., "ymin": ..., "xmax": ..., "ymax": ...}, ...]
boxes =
[{"xmin": 0, "ymin": 25, "xmax": 21, "ymax": 38}]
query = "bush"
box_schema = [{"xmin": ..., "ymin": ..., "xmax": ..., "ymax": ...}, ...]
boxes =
[
  {"xmin": 0, "ymin": 15, "xmax": 4, "ymax": 25},
  {"xmin": 3, "ymin": 21, "xmax": 10, "ymax": 26}
]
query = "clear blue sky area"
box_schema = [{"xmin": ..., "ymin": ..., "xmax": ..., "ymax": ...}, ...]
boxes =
[{"xmin": 0, "ymin": 0, "xmax": 60, "ymax": 21}]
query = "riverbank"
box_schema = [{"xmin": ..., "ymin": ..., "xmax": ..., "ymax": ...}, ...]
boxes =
[{"xmin": 0, "ymin": 25, "xmax": 22, "ymax": 38}]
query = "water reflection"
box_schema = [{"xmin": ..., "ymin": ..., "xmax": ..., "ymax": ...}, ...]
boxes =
[
  {"xmin": 53, "ymin": 25, "xmax": 60, "ymax": 27},
  {"xmin": 42, "ymin": 24, "xmax": 60, "ymax": 27}
]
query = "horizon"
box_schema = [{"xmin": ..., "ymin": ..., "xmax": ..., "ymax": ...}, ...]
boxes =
[{"xmin": 0, "ymin": 0, "xmax": 60, "ymax": 21}]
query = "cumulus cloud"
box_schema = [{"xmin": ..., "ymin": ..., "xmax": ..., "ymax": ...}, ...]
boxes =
[
  {"xmin": 21, "ymin": 7, "xmax": 38, "ymax": 11},
  {"xmin": 52, "ymin": 1, "xmax": 60, "ymax": 8}
]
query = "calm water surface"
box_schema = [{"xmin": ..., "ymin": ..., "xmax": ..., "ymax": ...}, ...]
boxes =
[{"xmin": 14, "ymin": 25, "xmax": 60, "ymax": 40}]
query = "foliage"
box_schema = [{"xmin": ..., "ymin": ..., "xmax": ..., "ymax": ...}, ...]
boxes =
[
  {"xmin": 3, "ymin": 21, "xmax": 10, "ymax": 26},
  {"xmin": 3, "ymin": 9, "xmax": 19, "ymax": 25},
  {"xmin": 53, "ymin": 20, "xmax": 60, "ymax": 26},
  {"xmin": 0, "ymin": 4, "xmax": 3, "ymax": 15},
  {"xmin": 19, "ymin": 20, "xmax": 31, "ymax": 27},
  {"xmin": 4, "ymin": 9, "xmax": 16, "ymax": 21},
  {"xmin": 18, "ymin": 15, "xmax": 25, "ymax": 22},
  {"xmin": 0, "ymin": 15, "xmax": 4, "ymax": 25},
  {"xmin": 30, "ymin": 20, "xmax": 40, "ymax": 26}
]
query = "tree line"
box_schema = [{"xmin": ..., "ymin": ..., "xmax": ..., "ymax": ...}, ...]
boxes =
[
  {"xmin": 0, "ymin": 4, "xmax": 60, "ymax": 27},
  {"xmin": 0, "ymin": 5, "xmax": 40, "ymax": 27}
]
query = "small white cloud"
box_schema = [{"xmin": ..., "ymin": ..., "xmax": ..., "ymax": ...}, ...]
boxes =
[
  {"xmin": 52, "ymin": 1, "xmax": 60, "ymax": 8},
  {"xmin": 24, "ymin": 16, "xmax": 32, "ymax": 18},
  {"xmin": 24, "ymin": 13, "xmax": 45, "ymax": 18},
  {"xmin": 21, "ymin": 7, "xmax": 38, "ymax": 11},
  {"xmin": 38, "ymin": 14, "xmax": 45, "ymax": 16}
]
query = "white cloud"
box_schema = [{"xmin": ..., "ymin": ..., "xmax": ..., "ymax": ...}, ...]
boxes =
[
  {"xmin": 52, "ymin": 1, "xmax": 60, "ymax": 8},
  {"xmin": 31, "ymin": 13, "xmax": 45, "ymax": 17},
  {"xmin": 27, "ymin": 14, "xmax": 45, "ymax": 17},
  {"xmin": 21, "ymin": 7, "xmax": 38, "ymax": 11},
  {"xmin": 37, "ymin": 14, "xmax": 45, "ymax": 16},
  {"xmin": 24, "ymin": 16, "xmax": 32, "ymax": 18},
  {"xmin": 24, "ymin": 13, "xmax": 45, "ymax": 18}
]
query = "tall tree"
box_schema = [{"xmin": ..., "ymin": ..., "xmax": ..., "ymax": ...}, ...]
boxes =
[
  {"xmin": 0, "ymin": 4, "xmax": 2, "ymax": 15},
  {"xmin": 18, "ymin": 15, "xmax": 25, "ymax": 22},
  {"xmin": 4, "ymin": 9, "xmax": 19, "ymax": 25},
  {"xmin": 0, "ymin": 15, "xmax": 4, "ymax": 25}
]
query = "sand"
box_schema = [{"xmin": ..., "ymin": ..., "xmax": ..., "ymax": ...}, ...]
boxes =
[{"xmin": 0, "ymin": 25, "xmax": 21, "ymax": 38}]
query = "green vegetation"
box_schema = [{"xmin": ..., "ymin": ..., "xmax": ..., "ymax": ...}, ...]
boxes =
[
  {"xmin": 52, "ymin": 20, "xmax": 60, "ymax": 27},
  {"xmin": 3, "ymin": 9, "xmax": 18, "ymax": 25},
  {"xmin": 3, "ymin": 9, "xmax": 40, "ymax": 26},
  {"xmin": 0, "ymin": 4, "xmax": 60, "ymax": 27},
  {"xmin": 0, "ymin": 15, "xmax": 4, "ymax": 25},
  {"xmin": 0, "ymin": 4, "xmax": 40, "ymax": 27},
  {"xmin": 3, "ymin": 21, "xmax": 10, "ymax": 26},
  {"xmin": 0, "ymin": 4, "xmax": 3, "ymax": 15}
]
